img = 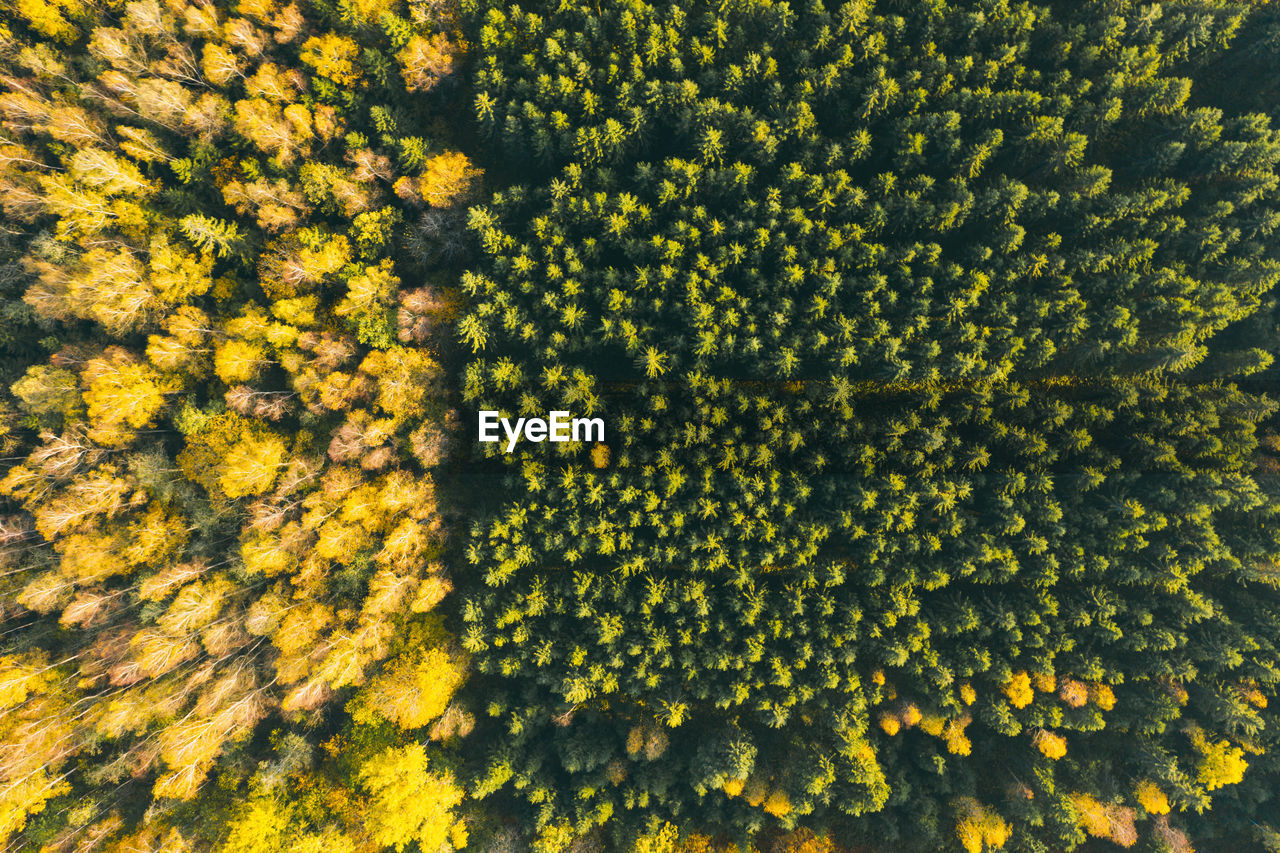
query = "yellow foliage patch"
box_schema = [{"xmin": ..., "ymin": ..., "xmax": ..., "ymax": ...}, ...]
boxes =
[
  {"xmin": 1033, "ymin": 730, "xmax": 1067, "ymax": 760},
  {"xmin": 419, "ymin": 151, "xmax": 481, "ymax": 207},
  {"xmin": 300, "ymin": 34, "xmax": 362, "ymax": 86},
  {"xmin": 1003, "ymin": 671, "xmax": 1033, "ymax": 709},
  {"xmin": 1089, "ymin": 683, "xmax": 1116, "ymax": 710},
  {"xmin": 1031, "ymin": 672, "xmax": 1056, "ymax": 693},
  {"xmin": 1134, "ymin": 780, "xmax": 1170, "ymax": 815},
  {"xmin": 592, "ymin": 442, "xmax": 612, "ymax": 468},
  {"xmin": 1196, "ymin": 736, "xmax": 1248, "ymax": 791},
  {"xmin": 762, "ymin": 791, "xmax": 792, "ymax": 817},
  {"xmin": 954, "ymin": 798, "xmax": 1009, "ymax": 853}
]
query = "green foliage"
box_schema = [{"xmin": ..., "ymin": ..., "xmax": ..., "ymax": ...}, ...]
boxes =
[
  {"xmin": 454, "ymin": 0, "xmax": 1280, "ymax": 848},
  {"xmin": 3, "ymin": 0, "xmax": 1280, "ymax": 849},
  {"xmin": 180, "ymin": 213, "xmax": 247, "ymax": 259}
]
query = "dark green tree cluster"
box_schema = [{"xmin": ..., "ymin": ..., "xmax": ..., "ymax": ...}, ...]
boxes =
[
  {"xmin": 461, "ymin": 0, "xmax": 1279, "ymax": 382},
  {"xmin": 455, "ymin": 0, "xmax": 1280, "ymax": 849}
]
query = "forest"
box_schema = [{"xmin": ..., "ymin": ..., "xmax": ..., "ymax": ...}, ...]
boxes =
[{"xmin": 0, "ymin": 0, "xmax": 1279, "ymax": 850}]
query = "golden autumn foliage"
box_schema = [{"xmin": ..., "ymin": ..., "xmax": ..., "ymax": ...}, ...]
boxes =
[
  {"xmin": 350, "ymin": 620, "xmax": 467, "ymax": 730},
  {"xmin": 1068, "ymin": 794, "xmax": 1138, "ymax": 848},
  {"xmin": 299, "ymin": 33, "xmax": 361, "ymax": 86},
  {"xmin": 1057, "ymin": 677, "xmax": 1089, "ymax": 708},
  {"xmin": 1032, "ymin": 729, "xmax": 1067, "ymax": 760},
  {"xmin": 82, "ymin": 349, "xmax": 179, "ymax": 445},
  {"xmin": 919, "ymin": 713, "xmax": 946, "ymax": 737},
  {"xmin": 0, "ymin": 653, "xmax": 73, "ymax": 837},
  {"xmin": 397, "ymin": 31, "xmax": 458, "ymax": 92},
  {"xmin": 177, "ymin": 411, "xmax": 288, "ymax": 499},
  {"xmin": 953, "ymin": 798, "xmax": 1009, "ymax": 853},
  {"xmin": 1002, "ymin": 671, "xmax": 1033, "ymax": 709},
  {"xmin": 1240, "ymin": 681, "xmax": 1268, "ymax": 709},
  {"xmin": 768, "ymin": 828, "xmax": 836, "ymax": 853},
  {"xmin": 15, "ymin": 0, "xmax": 85, "ymax": 42},
  {"xmin": 0, "ymin": 0, "xmax": 464, "ymax": 844},
  {"xmin": 221, "ymin": 796, "xmax": 296, "ymax": 853},
  {"xmin": 1089, "ymin": 683, "xmax": 1116, "ymax": 711},
  {"xmin": 1193, "ymin": 732, "xmax": 1249, "ymax": 791},
  {"xmin": 591, "ymin": 441, "xmax": 612, "ymax": 468},
  {"xmin": 942, "ymin": 716, "xmax": 973, "ymax": 756},
  {"xmin": 762, "ymin": 791, "xmax": 793, "ymax": 817},
  {"xmin": 419, "ymin": 151, "xmax": 481, "ymax": 207},
  {"xmin": 1135, "ymin": 779, "xmax": 1171, "ymax": 815},
  {"xmin": 630, "ymin": 821, "xmax": 681, "ymax": 853},
  {"xmin": 358, "ymin": 742, "xmax": 465, "ymax": 852}
]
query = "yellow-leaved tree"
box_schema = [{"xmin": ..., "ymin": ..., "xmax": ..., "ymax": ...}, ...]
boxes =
[{"xmin": 358, "ymin": 742, "xmax": 466, "ymax": 852}]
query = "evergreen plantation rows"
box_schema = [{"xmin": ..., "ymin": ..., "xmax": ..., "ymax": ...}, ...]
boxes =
[{"xmin": 1, "ymin": 0, "xmax": 1279, "ymax": 851}]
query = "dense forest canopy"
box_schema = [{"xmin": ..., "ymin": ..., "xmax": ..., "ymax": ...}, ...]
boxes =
[
  {"xmin": 0, "ymin": 0, "xmax": 1279, "ymax": 851},
  {"xmin": 457, "ymin": 0, "xmax": 1280, "ymax": 849},
  {"xmin": 0, "ymin": 0, "xmax": 475, "ymax": 848}
]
